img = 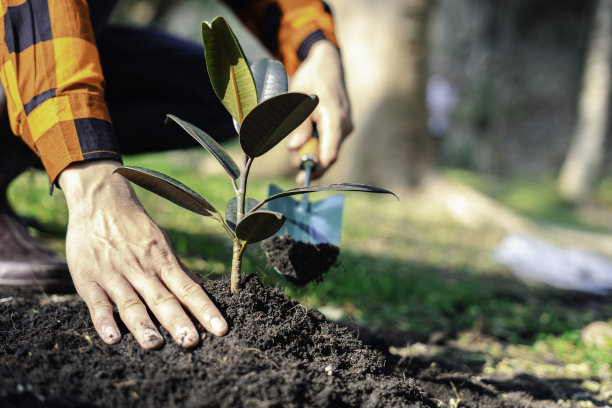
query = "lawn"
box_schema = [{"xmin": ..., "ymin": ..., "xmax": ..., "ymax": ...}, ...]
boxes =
[{"xmin": 8, "ymin": 149, "xmax": 612, "ymax": 406}]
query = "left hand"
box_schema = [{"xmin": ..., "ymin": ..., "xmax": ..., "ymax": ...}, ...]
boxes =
[{"xmin": 287, "ymin": 40, "xmax": 353, "ymax": 183}]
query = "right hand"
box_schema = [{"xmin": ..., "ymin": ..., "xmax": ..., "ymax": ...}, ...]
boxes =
[
  {"xmin": 58, "ymin": 160, "xmax": 227, "ymax": 349},
  {"xmin": 287, "ymin": 40, "xmax": 353, "ymax": 184}
]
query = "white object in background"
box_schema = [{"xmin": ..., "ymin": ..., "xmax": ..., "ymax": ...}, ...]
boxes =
[{"xmin": 492, "ymin": 233, "xmax": 612, "ymax": 295}]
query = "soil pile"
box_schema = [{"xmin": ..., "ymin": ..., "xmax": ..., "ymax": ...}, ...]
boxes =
[
  {"xmin": 0, "ymin": 275, "xmax": 433, "ymax": 407},
  {"xmin": 261, "ymin": 235, "xmax": 339, "ymax": 285}
]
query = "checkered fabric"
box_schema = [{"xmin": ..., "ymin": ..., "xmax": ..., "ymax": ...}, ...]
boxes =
[
  {"xmin": 0, "ymin": 0, "xmax": 119, "ymax": 183},
  {"xmin": 226, "ymin": 0, "xmax": 338, "ymax": 75},
  {"xmin": 0, "ymin": 0, "xmax": 337, "ymax": 183}
]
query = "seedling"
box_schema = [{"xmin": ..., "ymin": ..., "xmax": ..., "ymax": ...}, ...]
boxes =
[{"xmin": 114, "ymin": 17, "xmax": 396, "ymax": 292}]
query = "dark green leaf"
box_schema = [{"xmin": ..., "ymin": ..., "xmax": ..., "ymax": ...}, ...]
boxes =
[
  {"xmin": 240, "ymin": 93, "xmax": 318, "ymax": 158},
  {"xmin": 252, "ymin": 183, "xmax": 398, "ymax": 212},
  {"xmin": 235, "ymin": 210, "xmax": 286, "ymax": 243},
  {"xmin": 166, "ymin": 114, "xmax": 240, "ymax": 180},
  {"xmin": 225, "ymin": 197, "xmax": 260, "ymax": 231},
  {"xmin": 232, "ymin": 59, "xmax": 287, "ymax": 134},
  {"xmin": 114, "ymin": 166, "xmax": 220, "ymax": 218},
  {"xmin": 202, "ymin": 17, "xmax": 257, "ymax": 123},
  {"xmin": 250, "ymin": 58, "xmax": 288, "ymax": 102}
]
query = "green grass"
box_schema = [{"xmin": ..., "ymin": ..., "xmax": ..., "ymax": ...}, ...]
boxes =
[
  {"xmin": 444, "ymin": 168, "xmax": 612, "ymax": 233},
  {"xmin": 7, "ymin": 153, "xmax": 612, "ymax": 399}
]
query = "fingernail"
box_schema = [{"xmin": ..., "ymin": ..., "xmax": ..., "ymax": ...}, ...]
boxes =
[
  {"xmin": 211, "ymin": 317, "xmax": 227, "ymax": 335},
  {"xmin": 104, "ymin": 325, "xmax": 120, "ymax": 342},
  {"xmin": 177, "ymin": 327, "xmax": 198, "ymax": 347},
  {"xmin": 142, "ymin": 328, "xmax": 163, "ymax": 347}
]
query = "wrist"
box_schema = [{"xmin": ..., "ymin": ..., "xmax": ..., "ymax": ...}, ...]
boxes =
[{"xmin": 58, "ymin": 160, "xmax": 139, "ymax": 216}]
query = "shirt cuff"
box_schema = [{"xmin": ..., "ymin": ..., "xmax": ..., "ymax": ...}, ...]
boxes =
[
  {"xmin": 21, "ymin": 92, "xmax": 122, "ymax": 183},
  {"xmin": 278, "ymin": 2, "xmax": 339, "ymax": 75}
]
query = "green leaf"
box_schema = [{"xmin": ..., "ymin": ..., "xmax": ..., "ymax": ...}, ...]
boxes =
[
  {"xmin": 232, "ymin": 58, "xmax": 288, "ymax": 134},
  {"xmin": 251, "ymin": 183, "xmax": 398, "ymax": 212},
  {"xmin": 166, "ymin": 114, "xmax": 240, "ymax": 180},
  {"xmin": 114, "ymin": 166, "xmax": 221, "ymax": 218},
  {"xmin": 240, "ymin": 93, "xmax": 318, "ymax": 158},
  {"xmin": 250, "ymin": 58, "xmax": 288, "ymax": 102},
  {"xmin": 235, "ymin": 210, "xmax": 286, "ymax": 243},
  {"xmin": 202, "ymin": 16, "xmax": 257, "ymax": 124},
  {"xmin": 225, "ymin": 197, "xmax": 260, "ymax": 231}
]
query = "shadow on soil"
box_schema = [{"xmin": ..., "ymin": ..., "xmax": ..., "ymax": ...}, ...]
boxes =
[{"xmin": 292, "ymin": 249, "xmax": 612, "ymax": 344}]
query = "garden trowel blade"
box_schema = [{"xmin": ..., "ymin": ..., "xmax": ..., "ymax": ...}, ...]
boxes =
[{"xmin": 266, "ymin": 184, "xmax": 344, "ymax": 245}]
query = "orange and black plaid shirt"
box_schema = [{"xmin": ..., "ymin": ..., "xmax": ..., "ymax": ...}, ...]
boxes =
[{"xmin": 0, "ymin": 0, "xmax": 337, "ymax": 183}]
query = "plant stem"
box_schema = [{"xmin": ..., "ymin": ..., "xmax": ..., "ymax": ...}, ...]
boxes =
[
  {"xmin": 230, "ymin": 238, "xmax": 242, "ymax": 292},
  {"xmin": 230, "ymin": 155, "xmax": 253, "ymax": 292},
  {"xmin": 238, "ymin": 156, "xmax": 253, "ymax": 218}
]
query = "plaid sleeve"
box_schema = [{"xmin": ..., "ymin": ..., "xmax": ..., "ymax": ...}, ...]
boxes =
[
  {"xmin": 224, "ymin": 0, "xmax": 338, "ymax": 75},
  {"xmin": 0, "ymin": 0, "xmax": 121, "ymax": 183}
]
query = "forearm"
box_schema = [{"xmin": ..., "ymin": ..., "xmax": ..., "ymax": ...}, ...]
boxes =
[{"xmin": 287, "ymin": 39, "xmax": 352, "ymax": 182}]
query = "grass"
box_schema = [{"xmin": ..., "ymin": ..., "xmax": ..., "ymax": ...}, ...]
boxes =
[
  {"xmin": 7, "ymin": 150, "xmax": 612, "ymax": 404},
  {"xmin": 445, "ymin": 168, "xmax": 612, "ymax": 233}
]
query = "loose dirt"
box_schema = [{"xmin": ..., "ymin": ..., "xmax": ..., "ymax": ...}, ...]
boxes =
[{"xmin": 0, "ymin": 275, "xmax": 592, "ymax": 407}]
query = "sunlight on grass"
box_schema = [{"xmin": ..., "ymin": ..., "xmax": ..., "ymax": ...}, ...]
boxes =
[{"xmin": 444, "ymin": 168, "xmax": 612, "ymax": 233}]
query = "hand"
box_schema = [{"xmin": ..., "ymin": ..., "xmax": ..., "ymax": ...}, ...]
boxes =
[
  {"xmin": 58, "ymin": 160, "xmax": 227, "ymax": 349},
  {"xmin": 287, "ymin": 40, "xmax": 353, "ymax": 183}
]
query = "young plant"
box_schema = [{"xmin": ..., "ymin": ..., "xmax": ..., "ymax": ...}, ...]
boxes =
[{"xmin": 114, "ymin": 17, "xmax": 396, "ymax": 293}]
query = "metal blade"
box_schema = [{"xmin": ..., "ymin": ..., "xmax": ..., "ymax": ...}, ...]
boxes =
[{"xmin": 266, "ymin": 184, "xmax": 344, "ymax": 245}]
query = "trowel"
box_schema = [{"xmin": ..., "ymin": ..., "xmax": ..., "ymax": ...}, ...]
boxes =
[
  {"xmin": 263, "ymin": 133, "xmax": 344, "ymax": 285},
  {"xmin": 266, "ymin": 134, "xmax": 344, "ymax": 246}
]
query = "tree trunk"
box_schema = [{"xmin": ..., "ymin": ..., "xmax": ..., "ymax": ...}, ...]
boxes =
[
  {"xmin": 324, "ymin": 0, "xmax": 434, "ymax": 188},
  {"xmin": 558, "ymin": 0, "xmax": 612, "ymax": 203}
]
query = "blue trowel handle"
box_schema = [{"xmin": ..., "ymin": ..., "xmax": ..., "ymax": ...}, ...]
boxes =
[{"xmin": 299, "ymin": 132, "xmax": 319, "ymax": 188}]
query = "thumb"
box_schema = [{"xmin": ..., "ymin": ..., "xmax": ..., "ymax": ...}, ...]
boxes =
[{"xmin": 287, "ymin": 119, "xmax": 313, "ymax": 150}]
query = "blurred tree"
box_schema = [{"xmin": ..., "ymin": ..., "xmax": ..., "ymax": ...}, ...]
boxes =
[
  {"xmin": 431, "ymin": 0, "xmax": 593, "ymax": 176},
  {"xmin": 324, "ymin": 0, "xmax": 434, "ymax": 188},
  {"xmin": 558, "ymin": 0, "xmax": 612, "ymax": 203}
]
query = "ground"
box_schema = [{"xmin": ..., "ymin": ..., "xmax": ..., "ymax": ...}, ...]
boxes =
[
  {"xmin": 3, "ymin": 150, "xmax": 612, "ymax": 407},
  {"xmin": 1, "ymin": 276, "xmax": 599, "ymax": 407}
]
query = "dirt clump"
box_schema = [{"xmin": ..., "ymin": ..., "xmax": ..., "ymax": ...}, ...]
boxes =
[{"xmin": 261, "ymin": 235, "xmax": 339, "ymax": 286}]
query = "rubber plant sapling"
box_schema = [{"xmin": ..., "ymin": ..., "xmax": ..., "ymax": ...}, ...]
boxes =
[{"xmin": 114, "ymin": 17, "xmax": 396, "ymax": 293}]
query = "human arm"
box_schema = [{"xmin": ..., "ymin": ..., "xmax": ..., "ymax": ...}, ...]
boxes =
[
  {"xmin": 223, "ymin": 0, "xmax": 353, "ymax": 181},
  {"xmin": 0, "ymin": 1, "xmax": 227, "ymax": 348},
  {"xmin": 286, "ymin": 40, "xmax": 352, "ymax": 183}
]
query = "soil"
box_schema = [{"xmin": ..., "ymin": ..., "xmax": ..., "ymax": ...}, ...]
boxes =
[
  {"xmin": 0, "ymin": 275, "xmax": 590, "ymax": 408},
  {"xmin": 261, "ymin": 236, "xmax": 339, "ymax": 286}
]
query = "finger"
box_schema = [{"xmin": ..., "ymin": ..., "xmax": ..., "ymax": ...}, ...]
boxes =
[
  {"xmin": 295, "ymin": 115, "xmax": 335, "ymax": 183},
  {"xmin": 161, "ymin": 263, "xmax": 228, "ymax": 337},
  {"xmin": 177, "ymin": 257, "xmax": 203, "ymax": 285},
  {"xmin": 287, "ymin": 118, "xmax": 313, "ymax": 165},
  {"xmin": 131, "ymin": 272, "xmax": 201, "ymax": 348},
  {"xmin": 77, "ymin": 280, "xmax": 121, "ymax": 345},
  {"xmin": 104, "ymin": 277, "xmax": 164, "ymax": 350},
  {"xmin": 315, "ymin": 113, "xmax": 340, "ymax": 173}
]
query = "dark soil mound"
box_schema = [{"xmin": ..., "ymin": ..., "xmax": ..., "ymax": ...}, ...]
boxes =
[
  {"xmin": 0, "ymin": 275, "xmax": 433, "ymax": 408},
  {"xmin": 261, "ymin": 235, "xmax": 339, "ymax": 286}
]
